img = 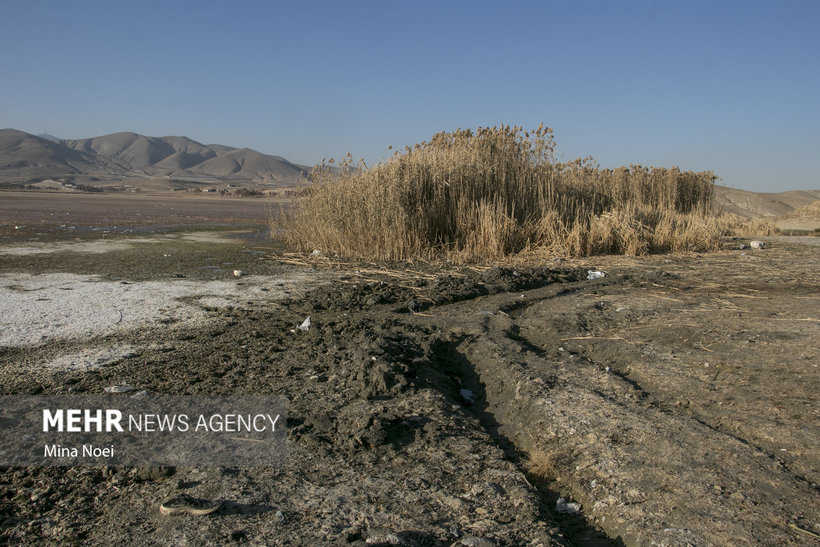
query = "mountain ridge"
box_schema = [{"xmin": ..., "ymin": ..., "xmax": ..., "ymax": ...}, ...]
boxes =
[{"xmin": 0, "ymin": 128, "xmax": 310, "ymax": 186}]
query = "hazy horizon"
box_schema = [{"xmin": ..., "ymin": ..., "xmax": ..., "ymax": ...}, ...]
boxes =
[{"xmin": 1, "ymin": 1, "xmax": 818, "ymax": 192}]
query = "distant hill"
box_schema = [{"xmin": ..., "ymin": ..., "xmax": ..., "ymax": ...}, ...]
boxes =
[
  {"xmin": 712, "ymin": 185, "xmax": 820, "ymax": 218},
  {"xmin": 0, "ymin": 129, "xmax": 128, "ymax": 181},
  {"xmin": 0, "ymin": 129, "xmax": 310, "ymax": 187},
  {"xmin": 193, "ymin": 147, "xmax": 308, "ymax": 181}
]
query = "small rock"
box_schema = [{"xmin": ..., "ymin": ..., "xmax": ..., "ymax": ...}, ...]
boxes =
[
  {"xmin": 104, "ymin": 384, "xmax": 134, "ymax": 393},
  {"xmin": 556, "ymin": 497, "xmax": 582, "ymax": 514},
  {"xmin": 366, "ymin": 531, "xmax": 402, "ymax": 544}
]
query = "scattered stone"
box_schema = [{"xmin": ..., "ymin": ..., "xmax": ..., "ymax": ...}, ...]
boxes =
[
  {"xmin": 104, "ymin": 384, "xmax": 134, "ymax": 393},
  {"xmin": 365, "ymin": 530, "xmax": 403, "ymax": 544}
]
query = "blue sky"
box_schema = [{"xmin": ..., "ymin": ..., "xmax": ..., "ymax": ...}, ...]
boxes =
[{"xmin": 1, "ymin": 1, "xmax": 818, "ymax": 191}]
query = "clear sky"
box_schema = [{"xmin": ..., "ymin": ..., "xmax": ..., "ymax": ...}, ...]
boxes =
[{"xmin": 1, "ymin": 1, "xmax": 818, "ymax": 192}]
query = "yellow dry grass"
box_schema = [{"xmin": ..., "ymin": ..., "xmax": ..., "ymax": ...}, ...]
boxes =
[{"xmin": 280, "ymin": 126, "xmax": 745, "ymax": 262}]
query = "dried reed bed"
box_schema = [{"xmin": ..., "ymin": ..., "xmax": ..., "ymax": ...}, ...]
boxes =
[{"xmin": 281, "ymin": 126, "xmax": 729, "ymax": 262}]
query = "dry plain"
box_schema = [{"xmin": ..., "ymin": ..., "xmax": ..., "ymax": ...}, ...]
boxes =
[{"xmin": 0, "ymin": 191, "xmax": 818, "ymax": 545}]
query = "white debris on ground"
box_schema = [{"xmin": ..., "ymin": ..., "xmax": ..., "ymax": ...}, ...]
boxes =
[
  {"xmin": 556, "ymin": 497, "xmax": 582, "ymax": 514},
  {"xmin": 587, "ymin": 270, "xmax": 605, "ymax": 280},
  {"xmin": 0, "ymin": 271, "xmax": 320, "ymax": 347},
  {"xmin": 459, "ymin": 389, "xmax": 475, "ymax": 404},
  {"xmin": 104, "ymin": 384, "xmax": 134, "ymax": 393}
]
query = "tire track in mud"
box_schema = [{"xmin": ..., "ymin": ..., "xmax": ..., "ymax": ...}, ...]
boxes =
[
  {"xmin": 514, "ymin": 327, "xmax": 811, "ymax": 488},
  {"xmin": 408, "ymin": 271, "xmax": 819, "ymax": 546}
]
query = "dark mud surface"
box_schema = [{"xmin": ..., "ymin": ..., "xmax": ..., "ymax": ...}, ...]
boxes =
[
  {"xmin": 0, "ymin": 191, "xmax": 281, "ymax": 228},
  {"xmin": 0, "ymin": 225, "xmax": 818, "ymax": 545}
]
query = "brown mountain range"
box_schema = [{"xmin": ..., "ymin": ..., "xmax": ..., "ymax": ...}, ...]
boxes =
[{"xmin": 0, "ymin": 129, "xmax": 309, "ymax": 186}]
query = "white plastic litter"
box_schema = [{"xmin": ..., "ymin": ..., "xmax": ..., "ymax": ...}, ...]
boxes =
[
  {"xmin": 311, "ymin": 249, "xmax": 321, "ymax": 256},
  {"xmin": 750, "ymin": 240, "xmax": 765, "ymax": 249},
  {"xmin": 233, "ymin": 269, "xmax": 243, "ymax": 277},
  {"xmin": 556, "ymin": 497, "xmax": 582, "ymax": 514},
  {"xmin": 587, "ymin": 270, "xmax": 605, "ymax": 280},
  {"xmin": 298, "ymin": 316, "xmax": 311, "ymax": 332},
  {"xmin": 104, "ymin": 384, "xmax": 134, "ymax": 393}
]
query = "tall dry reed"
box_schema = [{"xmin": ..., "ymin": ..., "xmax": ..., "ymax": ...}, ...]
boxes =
[{"xmin": 281, "ymin": 126, "xmax": 721, "ymax": 261}]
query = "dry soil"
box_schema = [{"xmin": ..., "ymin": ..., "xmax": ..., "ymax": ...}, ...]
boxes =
[{"xmin": 0, "ymin": 196, "xmax": 818, "ymax": 546}]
